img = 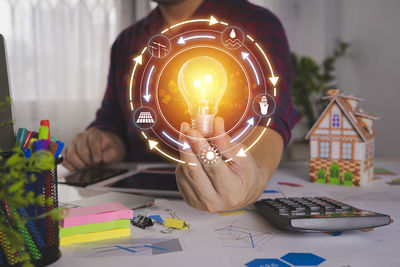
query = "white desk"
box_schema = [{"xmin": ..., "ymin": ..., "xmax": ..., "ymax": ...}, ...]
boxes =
[{"xmin": 52, "ymin": 161, "xmax": 400, "ymax": 267}]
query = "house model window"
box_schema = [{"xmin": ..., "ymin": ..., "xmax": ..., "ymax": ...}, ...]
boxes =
[
  {"xmin": 320, "ymin": 142, "xmax": 330, "ymax": 158},
  {"xmin": 342, "ymin": 142, "xmax": 352, "ymax": 159},
  {"xmin": 332, "ymin": 114, "xmax": 340, "ymax": 127}
]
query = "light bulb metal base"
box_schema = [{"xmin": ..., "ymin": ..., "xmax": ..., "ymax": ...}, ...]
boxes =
[{"xmin": 191, "ymin": 114, "xmax": 215, "ymax": 137}]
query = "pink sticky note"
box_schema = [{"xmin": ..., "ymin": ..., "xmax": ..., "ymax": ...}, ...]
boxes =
[{"xmin": 60, "ymin": 202, "xmax": 134, "ymax": 228}]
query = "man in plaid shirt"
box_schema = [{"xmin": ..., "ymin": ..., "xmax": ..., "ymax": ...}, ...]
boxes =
[{"xmin": 63, "ymin": 0, "xmax": 300, "ymax": 212}]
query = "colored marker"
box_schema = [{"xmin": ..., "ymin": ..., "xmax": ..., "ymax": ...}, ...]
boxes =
[
  {"xmin": 38, "ymin": 126, "xmax": 49, "ymax": 140},
  {"xmin": 22, "ymin": 148, "xmax": 31, "ymax": 158},
  {"xmin": 28, "ymin": 138, "xmax": 37, "ymax": 150},
  {"xmin": 23, "ymin": 130, "xmax": 33, "ymax": 148},
  {"xmin": 41, "ymin": 139, "xmax": 50, "ymax": 150},
  {"xmin": 55, "ymin": 141, "xmax": 64, "ymax": 158},
  {"xmin": 40, "ymin": 120, "xmax": 50, "ymax": 139},
  {"xmin": 16, "ymin": 128, "xmax": 28, "ymax": 148}
]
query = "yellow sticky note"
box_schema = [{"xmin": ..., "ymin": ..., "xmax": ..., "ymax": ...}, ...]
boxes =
[
  {"xmin": 164, "ymin": 218, "xmax": 189, "ymax": 230},
  {"xmin": 60, "ymin": 228, "xmax": 130, "ymax": 246}
]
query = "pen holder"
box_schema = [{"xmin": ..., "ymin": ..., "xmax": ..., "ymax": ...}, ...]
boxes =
[{"xmin": 0, "ymin": 155, "xmax": 62, "ymax": 267}]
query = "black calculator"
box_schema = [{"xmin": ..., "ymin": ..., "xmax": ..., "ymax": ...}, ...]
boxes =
[{"xmin": 254, "ymin": 197, "xmax": 391, "ymax": 232}]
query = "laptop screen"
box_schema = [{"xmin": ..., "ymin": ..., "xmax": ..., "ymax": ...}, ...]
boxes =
[{"xmin": 0, "ymin": 34, "xmax": 15, "ymax": 151}]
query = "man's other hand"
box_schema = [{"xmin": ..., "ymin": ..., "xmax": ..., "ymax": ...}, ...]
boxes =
[
  {"xmin": 62, "ymin": 127, "xmax": 126, "ymax": 171},
  {"xmin": 175, "ymin": 117, "xmax": 269, "ymax": 213}
]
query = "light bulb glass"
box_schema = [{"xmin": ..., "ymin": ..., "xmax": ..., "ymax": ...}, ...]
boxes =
[{"xmin": 178, "ymin": 56, "xmax": 227, "ymax": 137}]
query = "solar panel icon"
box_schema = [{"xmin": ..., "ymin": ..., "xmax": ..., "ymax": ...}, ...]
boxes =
[
  {"xmin": 133, "ymin": 107, "xmax": 157, "ymax": 130},
  {"xmin": 136, "ymin": 112, "xmax": 155, "ymax": 124}
]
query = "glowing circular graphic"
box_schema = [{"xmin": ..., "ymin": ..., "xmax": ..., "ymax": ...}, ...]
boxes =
[
  {"xmin": 199, "ymin": 144, "xmax": 222, "ymax": 167},
  {"xmin": 128, "ymin": 16, "xmax": 280, "ymax": 167},
  {"xmin": 154, "ymin": 45, "xmax": 252, "ymax": 143}
]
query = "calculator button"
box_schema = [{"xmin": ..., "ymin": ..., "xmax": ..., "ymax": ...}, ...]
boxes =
[
  {"xmin": 291, "ymin": 207, "xmax": 306, "ymax": 212},
  {"xmin": 291, "ymin": 211, "xmax": 307, "ymax": 216},
  {"xmin": 278, "ymin": 208, "xmax": 290, "ymax": 215},
  {"xmin": 309, "ymin": 206, "xmax": 321, "ymax": 212}
]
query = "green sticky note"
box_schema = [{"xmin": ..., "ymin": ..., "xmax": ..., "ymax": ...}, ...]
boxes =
[{"xmin": 60, "ymin": 219, "xmax": 130, "ymax": 237}]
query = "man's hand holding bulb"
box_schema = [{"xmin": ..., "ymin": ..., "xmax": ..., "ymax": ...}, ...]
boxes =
[{"xmin": 175, "ymin": 117, "xmax": 282, "ymax": 212}]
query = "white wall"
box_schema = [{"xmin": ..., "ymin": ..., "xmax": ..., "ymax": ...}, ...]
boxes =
[
  {"xmin": 336, "ymin": 0, "xmax": 400, "ymax": 158},
  {"xmin": 251, "ymin": 0, "xmax": 400, "ymax": 158}
]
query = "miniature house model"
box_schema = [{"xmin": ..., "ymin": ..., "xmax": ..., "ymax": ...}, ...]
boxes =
[{"xmin": 305, "ymin": 89, "xmax": 378, "ymax": 186}]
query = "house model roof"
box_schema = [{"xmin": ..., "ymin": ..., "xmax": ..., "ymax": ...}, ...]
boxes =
[{"xmin": 305, "ymin": 89, "xmax": 379, "ymax": 141}]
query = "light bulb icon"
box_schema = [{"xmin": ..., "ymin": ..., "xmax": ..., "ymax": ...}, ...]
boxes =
[{"xmin": 178, "ymin": 56, "xmax": 227, "ymax": 137}]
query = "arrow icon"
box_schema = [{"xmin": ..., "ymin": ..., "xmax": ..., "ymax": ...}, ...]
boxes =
[
  {"xmin": 177, "ymin": 35, "xmax": 216, "ymax": 45},
  {"xmin": 241, "ymin": 52, "xmax": 260, "ymax": 85},
  {"xmin": 230, "ymin": 117, "xmax": 255, "ymax": 143},
  {"xmin": 148, "ymin": 140, "xmax": 158, "ymax": 150},
  {"xmin": 133, "ymin": 55, "xmax": 142, "ymax": 65},
  {"xmin": 237, "ymin": 148, "xmax": 246, "ymax": 157},
  {"xmin": 143, "ymin": 65, "xmax": 155, "ymax": 102},
  {"xmin": 209, "ymin": 16, "xmax": 219, "ymax": 25},
  {"xmin": 269, "ymin": 76, "xmax": 279, "ymax": 86},
  {"xmin": 162, "ymin": 131, "xmax": 190, "ymax": 150}
]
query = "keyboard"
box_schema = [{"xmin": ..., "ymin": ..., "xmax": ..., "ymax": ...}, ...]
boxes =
[{"xmin": 254, "ymin": 197, "xmax": 391, "ymax": 232}]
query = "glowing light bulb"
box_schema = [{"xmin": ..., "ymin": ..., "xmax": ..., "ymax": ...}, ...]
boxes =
[{"xmin": 178, "ymin": 56, "xmax": 227, "ymax": 137}]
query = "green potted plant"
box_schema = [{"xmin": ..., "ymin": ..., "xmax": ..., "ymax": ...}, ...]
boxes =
[
  {"xmin": 0, "ymin": 97, "xmax": 60, "ymax": 267},
  {"xmin": 287, "ymin": 40, "xmax": 349, "ymax": 160}
]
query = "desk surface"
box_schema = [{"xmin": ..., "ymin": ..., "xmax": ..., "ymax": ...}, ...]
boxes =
[{"xmin": 52, "ymin": 161, "xmax": 400, "ymax": 267}]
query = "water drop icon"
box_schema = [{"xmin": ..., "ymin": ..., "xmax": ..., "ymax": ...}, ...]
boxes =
[{"xmin": 230, "ymin": 29, "xmax": 236, "ymax": 39}]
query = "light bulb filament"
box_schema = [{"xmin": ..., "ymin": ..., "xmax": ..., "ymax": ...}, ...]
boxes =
[{"xmin": 178, "ymin": 56, "xmax": 227, "ymax": 136}]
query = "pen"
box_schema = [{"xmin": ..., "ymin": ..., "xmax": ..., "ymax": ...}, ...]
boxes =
[
  {"xmin": 0, "ymin": 203, "xmax": 19, "ymax": 265},
  {"xmin": 45, "ymin": 142, "xmax": 58, "ymax": 246},
  {"xmin": 18, "ymin": 208, "xmax": 45, "ymax": 248},
  {"xmin": 0, "ymin": 230, "xmax": 17, "ymax": 265},
  {"xmin": 9, "ymin": 207, "xmax": 42, "ymax": 261},
  {"xmin": 32, "ymin": 141, "xmax": 46, "ymax": 237}
]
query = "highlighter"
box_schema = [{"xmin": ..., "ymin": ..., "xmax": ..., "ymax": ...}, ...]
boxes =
[
  {"xmin": 40, "ymin": 120, "xmax": 50, "ymax": 139},
  {"xmin": 38, "ymin": 126, "xmax": 49, "ymax": 140}
]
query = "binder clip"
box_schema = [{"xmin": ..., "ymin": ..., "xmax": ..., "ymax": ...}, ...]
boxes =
[
  {"xmin": 161, "ymin": 209, "xmax": 189, "ymax": 233},
  {"xmin": 132, "ymin": 215, "xmax": 153, "ymax": 229},
  {"xmin": 131, "ymin": 202, "xmax": 154, "ymax": 229}
]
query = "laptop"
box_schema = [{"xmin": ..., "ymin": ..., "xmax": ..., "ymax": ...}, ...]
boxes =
[{"xmin": 0, "ymin": 34, "xmax": 16, "ymax": 151}]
